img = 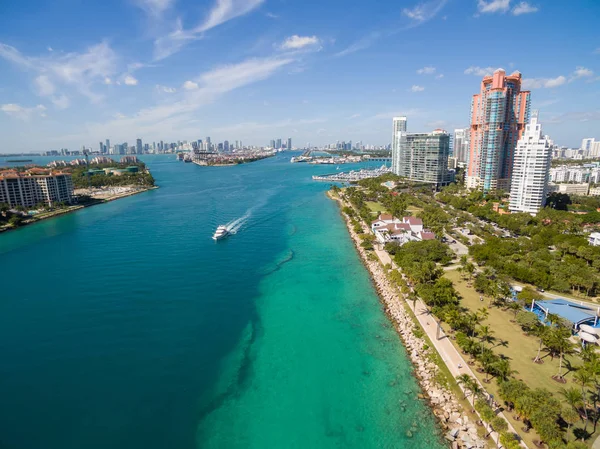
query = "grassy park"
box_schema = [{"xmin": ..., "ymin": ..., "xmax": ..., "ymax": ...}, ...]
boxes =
[{"xmin": 443, "ymin": 269, "xmax": 593, "ymax": 447}]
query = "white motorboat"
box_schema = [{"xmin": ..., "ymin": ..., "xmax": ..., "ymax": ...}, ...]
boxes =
[{"xmin": 212, "ymin": 225, "xmax": 229, "ymax": 241}]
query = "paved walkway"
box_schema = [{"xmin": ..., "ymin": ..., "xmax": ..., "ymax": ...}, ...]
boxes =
[{"xmin": 374, "ymin": 247, "xmax": 525, "ymax": 449}]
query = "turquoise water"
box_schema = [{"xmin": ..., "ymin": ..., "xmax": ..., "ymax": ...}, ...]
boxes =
[{"xmin": 0, "ymin": 154, "xmax": 446, "ymax": 449}]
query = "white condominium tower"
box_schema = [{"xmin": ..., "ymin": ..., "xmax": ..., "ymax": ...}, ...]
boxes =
[
  {"xmin": 509, "ymin": 111, "xmax": 552, "ymax": 215},
  {"xmin": 391, "ymin": 116, "xmax": 407, "ymax": 175},
  {"xmin": 452, "ymin": 128, "xmax": 469, "ymax": 163}
]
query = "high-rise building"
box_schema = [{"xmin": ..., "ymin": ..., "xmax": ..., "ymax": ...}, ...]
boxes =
[
  {"xmin": 105, "ymin": 139, "xmax": 110, "ymax": 153},
  {"xmin": 136, "ymin": 138, "xmax": 143, "ymax": 155},
  {"xmin": 391, "ymin": 117, "xmax": 451, "ymax": 187},
  {"xmin": 224, "ymin": 140, "xmax": 229, "ymax": 151},
  {"xmin": 287, "ymin": 137, "xmax": 292, "ymax": 150},
  {"xmin": 581, "ymin": 138, "xmax": 595, "ymax": 153},
  {"xmin": 453, "ymin": 129, "xmax": 469, "ymax": 163},
  {"xmin": 466, "ymin": 69, "xmax": 531, "ymax": 191},
  {"xmin": 391, "ymin": 116, "xmax": 407, "ymax": 175},
  {"xmin": 99, "ymin": 141, "xmax": 104, "ymax": 153},
  {"xmin": 276, "ymin": 138, "xmax": 282, "ymax": 149},
  {"xmin": 205, "ymin": 137, "xmax": 211, "ymax": 151},
  {"xmin": 509, "ymin": 111, "xmax": 552, "ymax": 215},
  {"xmin": 270, "ymin": 139, "xmax": 275, "ymax": 148}
]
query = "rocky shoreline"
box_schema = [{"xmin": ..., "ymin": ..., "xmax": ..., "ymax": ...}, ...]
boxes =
[{"xmin": 330, "ymin": 192, "xmax": 488, "ymax": 449}]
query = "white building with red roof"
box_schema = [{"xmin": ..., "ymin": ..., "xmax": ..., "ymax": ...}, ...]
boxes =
[{"xmin": 370, "ymin": 214, "xmax": 435, "ymax": 245}]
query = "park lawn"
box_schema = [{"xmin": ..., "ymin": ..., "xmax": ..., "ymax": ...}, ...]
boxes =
[
  {"xmin": 406, "ymin": 205, "xmax": 423, "ymax": 215},
  {"xmin": 442, "ymin": 270, "xmax": 592, "ymax": 446},
  {"xmin": 365, "ymin": 201, "xmax": 387, "ymax": 214}
]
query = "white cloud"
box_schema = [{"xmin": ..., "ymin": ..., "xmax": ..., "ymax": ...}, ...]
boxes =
[
  {"xmin": 156, "ymin": 84, "xmax": 176, "ymax": 93},
  {"xmin": 104, "ymin": 77, "xmax": 112, "ymax": 85},
  {"xmin": 464, "ymin": 66, "xmax": 500, "ymax": 76},
  {"xmin": 522, "ymin": 67, "xmax": 594, "ymax": 89},
  {"xmin": 334, "ymin": 31, "xmax": 381, "ymax": 58},
  {"xmin": 135, "ymin": 0, "xmax": 175, "ymax": 17},
  {"xmin": 522, "ymin": 75, "xmax": 567, "ymax": 89},
  {"xmin": 196, "ymin": 0, "xmax": 264, "ymax": 33},
  {"xmin": 410, "ymin": 85, "xmax": 425, "ymax": 92},
  {"xmin": 58, "ymin": 56, "xmax": 294, "ymax": 143},
  {"xmin": 349, "ymin": 113, "xmax": 361, "ymax": 119},
  {"xmin": 403, "ymin": 0, "xmax": 448, "ymax": 26},
  {"xmin": 594, "ymin": 48, "xmax": 600, "ymax": 55},
  {"xmin": 124, "ymin": 75, "xmax": 138, "ymax": 86},
  {"xmin": 477, "ymin": 0, "xmax": 510, "ymax": 14},
  {"xmin": 152, "ymin": 0, "xmax": 264, "ymax": 60},
  {"xmin": 153, "ymin": 19, "xmax": 198, "ymax": 61},
  {"xmin": 52, "ymin": 95, "xmax": 70, "ymax": 110},
  {"xmin": 47, "ymin": 46, "xmax": 53, "ymax": 52},
  {"xmin": 435, "ymin": 73, "xmax": 444, "ymax": 79},
  {"xmin": 546, "ymin": 111, "xmax": 600, "ymax": 124},
  {"xmin": 0, "ymin": 41, "xmax": 118, "ymax": 103},
  {"xmin": 571, "ymin": 66, "xmax": 594, "ymax": 81},
  {"xmin": 280, "ymin": 35, "xmax": 320, "ymax": 50},
  {"xmin": 266, "ymin": 12, "xmax": 278, "ymax": 19},
  {"xmin": 1, "ymin": 103, "xmax": 46, "ymax": 120},
  {"xmin": 182, "ymin": 80, "xmax": 199, "ymax": 90},
  {"xmin": 34, "ymin": 75, "xmax": 55, "ymax": 96},
  {"xmin": 512, "ymin": 2, "xmax": 538, "ymax": 15},
  {"xmin": 417, "ymin": 66, "xmax": 436, "ymax": 75}
]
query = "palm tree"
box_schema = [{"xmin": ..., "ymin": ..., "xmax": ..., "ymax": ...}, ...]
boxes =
[
  {"xmin": 477, "ymin": 307, "xmax": 489, "ymax": 323},
  {"xmin": 533, "ymin": 324, "xmax": 548, "ymax": 363},
  {"xmin": 560, "ymin": 387, "xmax": 583, "ymax": 419},
  {"xmin": 492, "ymin": 358, "xmax": 516, "ymax": 382},
  {"xmin": 562, "ymin": 406, "xmax": 579, "ymax": 440},
  {"xmin": 456, "ymin": 374, "xmax": 476, "ymax": 402},
  {"xmin": 550, "ymin": 327, "xmax": 575, "ymax": 380},
  {"xmin": 514, "ymin": 394, "xmax": 536, "ymax": 430},
  {"xmin": 478, "ymin": 325, "xmax": 496, "ymax": 354},
  {"xmin": 574, "ymin": 369, "xmax": 592, "ymax": 425}
]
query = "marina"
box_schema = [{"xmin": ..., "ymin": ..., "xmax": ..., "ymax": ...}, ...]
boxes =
[{"xmin": 312, "ymin": 165, "xmax": 391, "ymax": 182}]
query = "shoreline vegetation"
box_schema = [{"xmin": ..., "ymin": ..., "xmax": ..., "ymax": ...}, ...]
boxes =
[
  {"xmin": 331, "ymin": 172, "xmax": 600, "ymax": 449},
  {"xmin": 328, "ymin": 189, "xmax": 492, "ymax": 449}
]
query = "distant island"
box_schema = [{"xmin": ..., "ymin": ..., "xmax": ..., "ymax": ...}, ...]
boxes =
[
  {"xmin": 0, "ymin": 156, "xmax": 156, "ymax": 233},
  {"xmin": 180, "ymin": 149, "xmax": 275, "ymax": 166}
]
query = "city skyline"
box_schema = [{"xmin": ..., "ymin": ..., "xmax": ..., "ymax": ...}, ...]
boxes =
[{"xmin": 0, "ymin": 0, "xmax": 598, "ymax": 152}]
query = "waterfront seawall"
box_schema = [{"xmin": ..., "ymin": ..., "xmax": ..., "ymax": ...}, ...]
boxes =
[{"xmin": 328, "ymin": 190, "xmax": 489, "ymax": 449}]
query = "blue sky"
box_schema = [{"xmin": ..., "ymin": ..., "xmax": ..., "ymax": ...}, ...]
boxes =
[{"xmin": 0, "ymin": 0, "xmax": 598, "ymax": 152}]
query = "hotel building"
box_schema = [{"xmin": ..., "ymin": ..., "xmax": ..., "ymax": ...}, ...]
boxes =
[{"xmin": 467, "ymin": 69, "xmax": 531, "ymax": 192}]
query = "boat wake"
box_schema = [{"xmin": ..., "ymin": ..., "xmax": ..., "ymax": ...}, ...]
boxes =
[{"xmin": 226, "ymin": 211, "xmax": 251, "ymax": 234}]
